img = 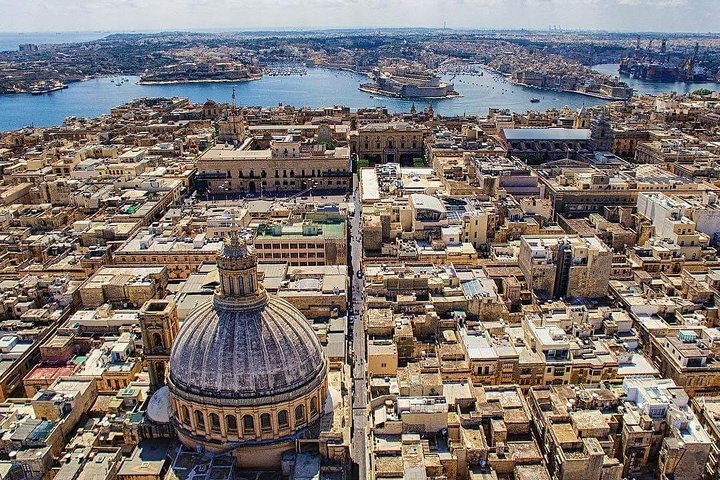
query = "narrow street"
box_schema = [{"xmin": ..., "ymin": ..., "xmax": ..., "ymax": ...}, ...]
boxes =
[{"xmin": 349, "ymin": 174, "xmax": 368, "ymax": 480}]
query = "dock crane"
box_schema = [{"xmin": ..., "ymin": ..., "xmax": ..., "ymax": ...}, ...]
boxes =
[{"xmin": 683, "ymin": 42, "xmax": 700, "ymax": 80}]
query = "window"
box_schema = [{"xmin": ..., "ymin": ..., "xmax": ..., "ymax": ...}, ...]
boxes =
[
  {"xmin": 310, "ymin": 398, "xmax": 318, "ymax": 416},
  {"xmin": 209, "ymin": 413, "xmax": 221, "ymax": 433},
  {"xmin": 278, "ymin": 410, "xmax": 289, "ymax": 429},
  {"xmin": 243, "ymin": 415, "xmax": 255, "ymax": 435},
  {"xmin": 226, "ymin": 415, "xmax": 238, "ymax": 434},
  {"xmin": 194, "ymin": 410, "xmax": 205, "ymax": 430},
  {"xmin": 260, "ymin": 413, "xmax": 272, "ymax": 432},
  {"xmin": 295, "ymin": 405, "xmax": 306, "ymax": 426},
  {"xmin": 181, "ymin": 405, "xmax": 191, "ymax": 425}
]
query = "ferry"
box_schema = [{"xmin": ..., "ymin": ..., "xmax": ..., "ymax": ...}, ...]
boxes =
[{"xmin": 530, "ymin": 98, "xmax": 541, "ymax": 103}]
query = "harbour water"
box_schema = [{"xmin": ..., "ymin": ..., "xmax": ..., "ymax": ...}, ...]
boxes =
[
  {"xmin": 592, "ymin": 63, "xmax": 719, "ymax": 95},
  {"xmin": 0, "ymin": 64, "xmax": 717, "ymax": 132},
  {"xmin": 0, "ymin": 68, "xmax": 607, "ymax": 131}
]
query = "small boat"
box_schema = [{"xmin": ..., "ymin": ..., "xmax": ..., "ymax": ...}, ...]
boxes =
[{"xmin": 530, "ymin": 98, "xmax": 540, "ymax": 103}]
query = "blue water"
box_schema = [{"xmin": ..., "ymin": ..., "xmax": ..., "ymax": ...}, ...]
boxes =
[
  {"xmin": 592, "ymin": 63, "xmax": 719, "ymax": 95},
  {"xmin": 0, "ymin": 68, "xmax": 609, "ymax": 131},
  {"xmin": 0, "ymin": 31, "xmax": 114, "ymax": 52},
  {"xmin": 1, "ymin": 61, "xmax": 717, "ymax": 132}
]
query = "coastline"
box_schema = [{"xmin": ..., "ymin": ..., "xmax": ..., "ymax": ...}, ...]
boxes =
[
  {"xmin": 440, "ymin": 64, "xmax": 629, "ymax": 101},
  {"xmin": 510, "ymin": 80, "xmax": 629, "ymax": 101},
  {"xmin": 358, "ymin": 84, "xmax": 462, "ymax": 100},
  {"xmin": 138, "ymin": 76, "xmax": 262, "ymax": 85}
]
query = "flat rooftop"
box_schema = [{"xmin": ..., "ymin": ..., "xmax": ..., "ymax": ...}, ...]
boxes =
[{"xmin": 503, "ymin": 128, "xmax": 591, "ymax": 141}]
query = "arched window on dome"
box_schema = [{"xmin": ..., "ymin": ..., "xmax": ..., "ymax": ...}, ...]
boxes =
[
  {"xmin": 260, "ymin": 413, "xmax": 272, "ymax": 432},
  {"xmin": 209, "ymin": 413, "xmax": 221, "ymax": 433},
  {"xmin": 238, "ymin": 276, "xmax": 244, "ymax": 295},
  {"xmin": 181, "ymin": 405, "xmax": 191, "ymax": 426},
  {"xmin": 310, "ymin": 397, "xmax": 318, "ymax": 416},
  {"xmin": 226, "ymin": 415, "xmax": 237, "ymax": 434},
  {"xmin": 294, "ymin": 405, "xmax": 305, "ymax": 426},
  {"xmin": 194, "ymin": 410, "xmax": 206, "ymax": 431},
  {"xmin": 278, "ymin": 410, "xmax": 289, "ymax": 429},
  {"xmin": 243, "ymin": 415, "xmax": 255, "ymax": 435}
]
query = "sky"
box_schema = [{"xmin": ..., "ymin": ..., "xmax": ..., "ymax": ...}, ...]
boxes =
[{"xmin": 0, "ymin": 0, "xmax": 717, "ymax": 34}]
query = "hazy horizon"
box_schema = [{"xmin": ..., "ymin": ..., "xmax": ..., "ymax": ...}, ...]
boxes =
[{"xmin": 0, "ymin": 0, "xmax": 718, "ymax": 35}]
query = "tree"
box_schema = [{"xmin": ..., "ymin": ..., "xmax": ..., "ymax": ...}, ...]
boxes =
[{"xmin": 692, "ymin": 88, "xmax": 714, "ymax": 96}]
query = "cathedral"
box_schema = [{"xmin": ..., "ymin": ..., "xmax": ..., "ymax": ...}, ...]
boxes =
[{"xmin": 162, "ymin": 232, "xmax": 329, "ymax": 469}]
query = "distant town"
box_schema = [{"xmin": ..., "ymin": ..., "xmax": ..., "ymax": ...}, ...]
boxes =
[
  {"xmin": 2, "ymin": 29, "xmax": 720, "ymax": 97},
  {"xmin": 0, "ymin": 24, "xmax": 720, "ymax": 480}
]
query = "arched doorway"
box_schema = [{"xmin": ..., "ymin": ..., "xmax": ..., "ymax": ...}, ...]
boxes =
[{"xmin": 249, "ymin": 181, "xmax": 257, "ymax": 194}]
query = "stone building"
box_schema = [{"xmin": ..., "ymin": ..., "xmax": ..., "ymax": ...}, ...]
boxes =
[
  {"xmin": 352, "ymin": 122, "xmax": 428, "ymax": 165},
  {"xmin": 518, "ymin": 235, "xmax": 612, "ymax": 300},
  {"xmin": 196, "ymin": 136, "xmax": 351, "ymax": 195}
]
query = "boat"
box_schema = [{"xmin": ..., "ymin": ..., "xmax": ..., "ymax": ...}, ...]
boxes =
[{"xmin": 530, "ymin": 98, "xmax": 540, "ymax": 103}]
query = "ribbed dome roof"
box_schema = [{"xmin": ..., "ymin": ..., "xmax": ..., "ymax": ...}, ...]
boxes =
[{"xmin": 169, "ymin": 296, "xmax": 326, "ymax": 403}]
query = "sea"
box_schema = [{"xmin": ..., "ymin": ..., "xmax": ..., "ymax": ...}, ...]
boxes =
[{"xmin": 0, "ymin": 30, "xmax": 718, "ymax": 132}]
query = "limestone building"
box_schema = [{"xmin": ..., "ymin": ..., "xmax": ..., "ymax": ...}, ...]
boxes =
[
  {"xmin": 196, "ymin": 135, "xmax": 351, "ymax": 195},
  {"xmin": 518, "ymin": 235, "xmax": 612, "ymax": 299},
  {"xmin": 353, "ymin": 122, "xmax": 428, "ymax": 164}
]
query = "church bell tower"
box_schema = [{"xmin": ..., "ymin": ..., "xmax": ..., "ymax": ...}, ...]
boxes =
[{"xmin": 139, "ymin": 299, "xmax": 179, "ymax": 391}]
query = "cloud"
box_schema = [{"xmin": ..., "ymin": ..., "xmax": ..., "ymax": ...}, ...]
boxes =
[{"xmin": 0, "ymin": 0, "xmax": 716, "ymax": 32}]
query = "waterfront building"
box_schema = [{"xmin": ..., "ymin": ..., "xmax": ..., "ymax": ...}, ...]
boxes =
[{"xmin": 360, "ymin": 66, "xmax": 458, "ymax": 98}]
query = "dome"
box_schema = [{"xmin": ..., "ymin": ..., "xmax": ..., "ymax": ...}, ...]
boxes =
[
  {"xmin": 146, "ymin": 386, "xmax": 171, "ymax": 424},
  {"xmin": 169, "ymin": 295, "xmax": 325, "ymax": 403},
  {"xmin": 167, "ymin": 234, "xmax": 328, "ymax": 468},
  {"xmin": 168, "ymin": 233, "xmax": 326, "ymax": 406}
]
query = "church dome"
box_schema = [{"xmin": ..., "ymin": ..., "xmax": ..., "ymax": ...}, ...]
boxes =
[
  {"xmin": 168, "ymin": 233, "xmax": 326, "ymax": 405},
  {"xmin": 167, "ymin": 232, "xmax": 328, "ymax": 468},
  {"xmin": 169, "ymin": 294, "xmax": 325, "ymax": 403}
]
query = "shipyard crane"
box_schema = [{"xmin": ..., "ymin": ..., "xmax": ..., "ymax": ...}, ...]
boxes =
[
  {"xmin": 660, "ymin": 39, "xmax": 668, "ymax": 63},
  {"xmin": 683, "ymin": 42, "xmax": 700, "ymax": 80}
]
